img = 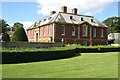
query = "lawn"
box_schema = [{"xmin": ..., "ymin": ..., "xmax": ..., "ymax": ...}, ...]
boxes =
[{"xmin": 2, "ymin": 52, "xmax": 118, "ymax": 78}]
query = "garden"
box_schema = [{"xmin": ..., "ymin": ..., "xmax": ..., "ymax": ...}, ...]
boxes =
[
  {"xmin": 2, "ymin": 52, "xmax": 118, "ymax": 78},
  {"xmin": 1, "ymin": 45, "xmax": 119, "ymax": 78}
]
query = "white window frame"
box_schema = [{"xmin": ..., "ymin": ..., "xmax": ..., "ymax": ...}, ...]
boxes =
[
  {"xmin": 48, "ymin": 25, "xmax": 50, "ymax": 35},
  {"xmin": 82, "ymin": 25, "xmax": 88, "ymax": 37},
  {"xmin": 43, "ymin": 27, "xmax": 46, "ymax": 36},
  {"xmin": 101, "ymin": 29, "xmax": 103, "ymax": 37},
  {"xmin": 39, "ymin": 27, "xmax": 41, "ymax": 37},
  {"xmin": 72, "ymin": 26, "xmax": 75, "ymax": 36},
  {"xmin": 61, "ymin": 25, "xmax": 65, "ymax": 35},
  {"xmin": 93, "ymin": 28, "xmax": 96, "ymax": 37}
]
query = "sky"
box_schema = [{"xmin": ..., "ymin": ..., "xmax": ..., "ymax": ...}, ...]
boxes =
[{"xmin": 1, "ymin": 0, "xmax": 119, "ymax": 30}]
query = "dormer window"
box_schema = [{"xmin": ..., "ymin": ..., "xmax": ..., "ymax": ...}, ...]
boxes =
[
  {"xmin": 69, "ymin": 16, "xmax": 73, "ymax": 20},
  {"xmin": 48, "ymin": 17, "xmax": 52, "ymax": 20},
  {"xmin": 81, "ymin": 17, "xmax": 84, "ymax": 21},
  {"xmin": 91, "ymin": 19, "xmax": 93, "ymax": 22},
  {"xmin": 43, "ymin": 19, "xmax": 46, "ymax": 22},
  {"xmin": 38, "ymin": 21, "xmax": 41, "ymax": 24}
]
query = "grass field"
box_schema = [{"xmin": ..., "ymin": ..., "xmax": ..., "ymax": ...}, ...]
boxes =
[{"xmin": 2, "ymin": 52, "xmax": 118, "ymax": 78}]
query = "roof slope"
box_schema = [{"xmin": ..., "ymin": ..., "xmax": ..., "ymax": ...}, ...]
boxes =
[{"xmin": 27, "ymin": 12, "xmax": 107, "ymax": 30}]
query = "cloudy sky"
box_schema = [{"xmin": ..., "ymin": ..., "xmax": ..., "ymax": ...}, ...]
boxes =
[{"xmin": 1, "ymin": 0, "xmax": 119, "ymax": 30}]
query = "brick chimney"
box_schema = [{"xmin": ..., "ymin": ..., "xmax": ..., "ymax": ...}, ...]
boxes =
[
  {"xmin": 61, "ymin": 6, "xmax": 67, "ymax": 13},
  {"xmin": 50, "ymin": 11, "xmax": 56, "ymax": 15},
  {"xmin": 72, "ymin": 8, "xmax": 77, "ymax": 15}
]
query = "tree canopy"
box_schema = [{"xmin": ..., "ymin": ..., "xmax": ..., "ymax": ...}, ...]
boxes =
[
  {"xmin": 12, "ymin": 22, "xmax": 28, "ymax": 42},
  {"xmin": 0, "ymin": 19, "xmax": 10, "ymax": 42},
  {"xmin": 0, "ymin": 19, "xmax": 9, "ymax": 33},
  {"xmin": 13, "ymin": 22, "xmax": 23, "ymax": 31},
  {"xmin": 103, "ymin": 17, "xmax": 120, "ymax": 34}
]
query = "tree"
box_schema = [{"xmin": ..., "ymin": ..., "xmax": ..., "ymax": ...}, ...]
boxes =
[
  {"xmin": 2, "ymin": 33, "xmax": 10, "ymax": 42},
  {"xmin": 103, "ymin": 17, "xmax": 120, "ymax": 34},
  {"xmin": 12, "ymin": 23, "xmax": 28, "ymax": 42},
  {"xmin": 13, "ymin": 22, "xmax": 23, "ymax": 30},
  {"xmin": 0, "ymin": 19, "xmax": 10, "ymax": 42},
  {"xmin": 0, "ymin": 19, "xmax": 9, "ymax": 33}
]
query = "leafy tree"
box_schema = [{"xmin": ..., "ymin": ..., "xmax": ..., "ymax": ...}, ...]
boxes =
[
  {"xmin": 0, "ymin": 19, "xmax": 9, "ymax": 33},
  {"xmin": 13, "ymin": 22, "xmax": 23, "ymax": 30},
  {"xmin": 2, "ymin": 33, "xmax": 10, "ymax": 42},
  {"xmin": 0, "ymin": 19, "xmax": 10, "ymax": 42},
  {"xmin": 103, "ymin": 17, "xmax": 120, "ymax": 34},
  {"xmin": 12, "ymin": 25, "xmax": 28, "ymax": 42}
]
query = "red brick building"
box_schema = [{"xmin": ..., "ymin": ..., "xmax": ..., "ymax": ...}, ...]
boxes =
[{"xmin": 27, "ymin": 6, "xmax": 108, "ymax": 46}]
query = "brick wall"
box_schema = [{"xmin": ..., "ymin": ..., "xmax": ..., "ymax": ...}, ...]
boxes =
[
  {"xmin": 54, "ymin": 22, "xmax": 108, "ymax": 45},
  {"xmin": 27, "ymin": 22, "xmax": 108, "ymax": 46}
]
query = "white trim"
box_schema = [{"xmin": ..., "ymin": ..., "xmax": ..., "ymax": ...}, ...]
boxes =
[
  {"xmin": 72, "ymin": 26, "xmax": 75, "ymax": 36},
  {"xmin": 82, "ymin": 24, "xmax": 88, "ymax": 37},
  {"xmin": 53, "ymin": 23, "xmax": 55, "ymax": 42},
  {"xmin": 93, "ymin": 28, "xmax": 96, "ymax": 37},
  {"xmin": 61, "ymin": 25, "xmax": 65, "ymax": 35},
  {"xmin": 48, "ymin": 25, "xmax": 50, "ymax": 35},
  {"xmin": 39, "ymin": 27, "xmax": 41, "ymax": 37},
  {"xmin": 43, "ymin": 27, "xmax": 46, "ymax": 36},
  {"xmin": 101, "ymin": 29, "xmax": 103, "ymax": 37},
  {"xmin": 78, "ymin": 26, "xmax": 80, "ymax": 39}
]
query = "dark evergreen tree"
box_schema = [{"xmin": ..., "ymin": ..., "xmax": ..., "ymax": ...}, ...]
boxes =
[
  {"xmin": 0, "ymin": 19, "xmax": 11, "ymax": 42},
  {"xmin": 2, "ymin": 33, "xmax": 10, "ymax": 42},
  {"xmin": 13, "ymin": 22, "xmax": 23, "ymax": 30},
  {"xmin": 12, "ymin": 26, "xmax": 28, "ymax": 42},
  {"xmin": 0, "ymin": 19, "xmax": 9, "ymax": 34}
]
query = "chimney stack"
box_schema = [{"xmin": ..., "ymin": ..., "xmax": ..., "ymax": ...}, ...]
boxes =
[
  {"xmin": 50, "ymin": 11, "xmax": 56, "ymax": 15},
  {"xmin": 61, "ymin": 6, "xmax": 67, "ymax": 13},
  {"xmin": 72, "ymin": 8, "xmax": 77, "ymax": 15}
]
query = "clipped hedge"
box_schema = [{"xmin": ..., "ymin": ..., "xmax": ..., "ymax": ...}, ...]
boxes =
[
  {"xmin": 1, "ymin": 46, "xmax": 120, "ymax": 64},
  {"xmin": 76, "ymin": 47, "xmax": 120, "ymax": 53},
  {"xmin": 2, "ymin": 49, "xmax": 78, "ymax": 64}
]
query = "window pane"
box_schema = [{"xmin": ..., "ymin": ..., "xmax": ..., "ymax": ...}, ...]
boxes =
[
  {"xmin": 83, "ymin": 25, "xmax": 87, "ymax": 36},
  {"xmin": 61, "ymin": 25, "xmax": 65, "ymax": 35},
  {"xmin": 72, "ymin": 26, "xmax": 75, "ymax": 36},
  {"xmin": 93, "ymin": 28, "xmax": 96, "ymax": 37}
]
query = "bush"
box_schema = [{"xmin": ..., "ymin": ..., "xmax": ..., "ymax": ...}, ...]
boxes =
[
  {"xmin": 12, "ymin": 26, "xmax": 28, "ymax": 41},
  {"xmin": 2, "ymin": 49, "xmax": 77, "ymax": 64},
  {"xmin": 2, "ymin": 33, "xmax": 10, "ymax": 42}
]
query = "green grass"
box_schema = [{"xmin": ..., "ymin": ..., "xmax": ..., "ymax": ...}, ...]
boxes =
[{"xmin": 2, "ymin": 52, "xmax": 118, "ymax": 78}]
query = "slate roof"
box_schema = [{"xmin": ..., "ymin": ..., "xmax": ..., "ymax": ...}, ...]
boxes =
[{"xmin": 27, "ymin": 12, "xmax": 107, "ymax": 30}]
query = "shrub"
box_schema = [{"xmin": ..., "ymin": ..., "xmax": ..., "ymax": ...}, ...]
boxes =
[
  {"xmin": 2, "ymin": 33, "xmax": 10, "ymax": 42},
  {"xmin": 12, "ymin": 26, "xmax": 28, "ymax": 41}
]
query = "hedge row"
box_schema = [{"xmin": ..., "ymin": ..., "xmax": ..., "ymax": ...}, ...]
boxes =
[
  {"xmin": 2, "ymin": 47, "xmax": 120, "ymax": 64},
  {"xmin": 76, "ymin": 47, "xmax": 120, "ymax": 53},
  {"xmin": 2, "ymin": 49, "xmax": 78, "ymax": 64}
]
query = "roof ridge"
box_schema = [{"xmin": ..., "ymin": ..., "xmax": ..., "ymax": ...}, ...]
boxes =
[{"xmin": 59, "ymin": 12, "xmax": 94, "ymax": 18}]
